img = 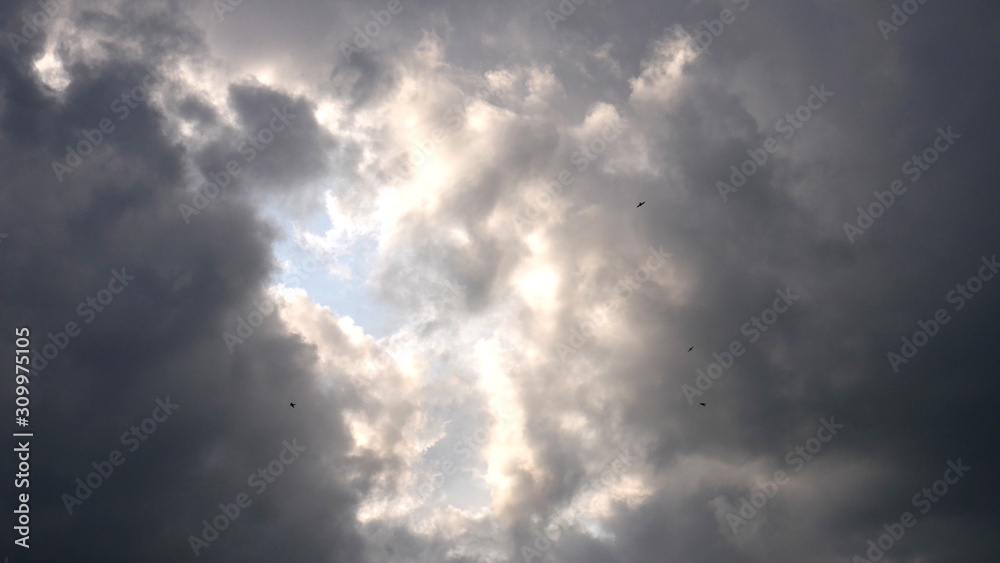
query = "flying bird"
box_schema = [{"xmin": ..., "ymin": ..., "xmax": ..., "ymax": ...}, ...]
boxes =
[
  {"xmin": 688, "ymin": 346, "xmax": 694, "ymax": 352},
  {"xmin": 290, "ymin": 402, "xmax": 296, "ymax": 408},
  {"xmin": 636, "ymin": 201, "xmax": 646, "ymax": 207},
  {"xmin": 699, "ymin": 403, "xmax": 707, "ymax": 406}
]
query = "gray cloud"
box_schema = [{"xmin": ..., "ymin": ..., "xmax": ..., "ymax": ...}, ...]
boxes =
[{"xmin": 2, "ymin": 0, "xmax": 998, "ymax": 561}]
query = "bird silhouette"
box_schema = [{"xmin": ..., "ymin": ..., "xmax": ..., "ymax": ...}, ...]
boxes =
[
  {"xmin": 636, "ymin": 201, "xmax": 645, "ymax": 207},
  {"xmin": 290, "ymin": 402, "xmax": 296, "ymax": 408},
  {"xmin": 699, "ymin": 403, "xmax": 707, "ymax": 406},
  {"xmin": 688, "ymin": 346, "xmax": 694, "ymax": 352}
]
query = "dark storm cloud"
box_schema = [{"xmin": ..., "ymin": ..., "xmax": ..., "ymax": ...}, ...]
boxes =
[
  {"xmin": 176, "ymin": 82, "xmax": 344, "ymax": 225},
  {"xmin": 330, "ymin": 49, "xmax": 399, "ymax": 110},
  {"xmin": 3, "ymin": 0, "xmax": 58, "ymax": 61},
  {"xmin": 225, "ymin": 81, "xmax": 336, "ymax": 186},
  {"xmin": 505, "ymin": 2, "xmax": 1000, "ymax": 562},
  {"xmin": 0, "ymin": 8, "xmax": 369, "ymax": 563},
  {"xmin": 175, "ymin": 93, "xmax": 219, "ymax": 125}
]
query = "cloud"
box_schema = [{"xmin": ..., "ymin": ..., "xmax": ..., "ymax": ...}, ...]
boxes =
[{"xmin": 2, "ymin": 0, "xmax": 999, "ymax": 561}]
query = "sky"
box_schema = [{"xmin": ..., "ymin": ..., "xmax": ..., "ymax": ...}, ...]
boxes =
[{"xmin": 1, "ymin": 0, "xmax": 998, "ymax": 561}]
